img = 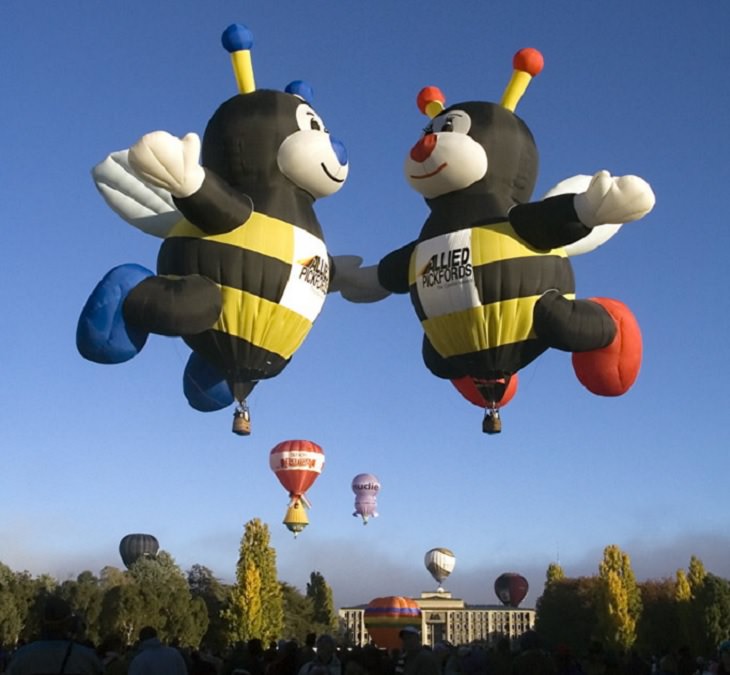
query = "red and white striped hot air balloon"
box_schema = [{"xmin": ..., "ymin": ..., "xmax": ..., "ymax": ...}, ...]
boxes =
[{"xmin": 269, "ymin": 439, "xmax": 325, "ymax": 536}]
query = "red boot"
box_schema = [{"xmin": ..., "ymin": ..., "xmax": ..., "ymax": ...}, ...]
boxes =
[{"xmin": 572, "ymin": 298, "xmax": 642, "ymax": 396}]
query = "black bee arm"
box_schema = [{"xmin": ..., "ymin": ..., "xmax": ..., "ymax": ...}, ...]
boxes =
[
  {"xmin": 378, "ymin": 241, "xmax": 417, "ymax": 294},
  {"xmin": 173, "ymin": 169, "xmax": 253, "ymax": 235},
  {"xmin": 509, "ymin": 193, "xmax": 592, "ymax": 250}
]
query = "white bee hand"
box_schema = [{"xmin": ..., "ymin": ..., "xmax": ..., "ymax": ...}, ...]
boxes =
[
  {"xmin": 330, "ymin": 255, "xmax": 391, "ymax": 303},
  {"xmin": 128, "ymin": 131, "xmax": 205, "ymax": 198},
  {"xmin": 573, "ymin": 170, "xmax": 655, "ymax": 228}
]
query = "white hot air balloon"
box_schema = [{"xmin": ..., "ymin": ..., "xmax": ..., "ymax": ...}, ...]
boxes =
[{"xmin": 424, "ymin": 547, "xmax": 456, "ymax": 591}]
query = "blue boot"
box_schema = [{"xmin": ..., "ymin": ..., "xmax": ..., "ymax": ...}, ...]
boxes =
[
  {"xmin": 76, "ymin": 263, "xmax": 153, "ymax": 363},
  {"xmin": 183, "ymin": 351, "xmax": 234, "ymax": 412}
]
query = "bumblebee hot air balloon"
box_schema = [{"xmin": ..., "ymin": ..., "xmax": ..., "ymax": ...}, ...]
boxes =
[
  {"xmin": 364, "ymin": 596, "xmax": 421, "ymax": 650},
  {"xmin": 119, "ymin": 533, "xmax": 159, "ymax": 569},
  {"xmin": 77, "ymin": 22, "xmax": 349, "ymax": 436},
  {"xmin": 494, "ymin": 572, "xmax": 529, "ymax": 607},
  {"xmin": 332, "ymin": 48, "xmax": 655, "ymax": 434},
  {"xmin": 270, "ymin": 439, "xmax": 325, "ymax": 537},
  {"xmin": 424, "ymin": 547, "xmax": 456, "ymax": 591},
  {"xmin": 352, "ymin": 473, "xmax": 381, "ymax": 524}
]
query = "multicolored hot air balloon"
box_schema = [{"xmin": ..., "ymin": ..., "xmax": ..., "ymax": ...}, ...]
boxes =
[
  {"xmin": 332, "ymin": 48, "xmax": 655, "ymax": 435},
  {"xmin": 77, "ymin": 22, "xmax": 349, "ymax": 436},
  {"xmin": 119, "ymin": 533, "xmax": 159, "ymax": 569},
  {"xmin": 269, "ymin": 439, "xmax": 325, "ymax": 537},
  {"xmin": 494, "ymin": 572, "xmax": 529, "ymax": 607},
  {"xmin": 424, "ymin": 548, "xmax": 456, "ymax": 591},
  {"xmin": 364, "ymin": 596, "xmax": 421, "ymax": 650},
  {"xmin": 352, "ymin": 473, "xmax": 381, "ymax": 524}
]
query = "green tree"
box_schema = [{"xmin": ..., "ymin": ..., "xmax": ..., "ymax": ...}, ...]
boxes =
[
  {"xmin": 99, "ymin": 566, "xmax": 128, "ymax": 591},
  {"xmin": 545, "ymin": 562, "xmax": 565, "ymax": 586},
  {"xmin": 635, "ymin": 578, "xmax": 680, "ymax": 655},
  {"xmin": 281, "ymin": 582, "xmax": 314, "ymax": 642},
  {"xmin": 694, "ymin": 574, "xmax": 730, "ymax": 655},
  {"xmin": 675, "ymin": 569, "xmax": 691, "ymax": 602},
  {"xmin": 307, "ymin": 571, "xmax": 337, "ymax": 634},
  {"xmin": 535, "ymin": 576, "xmax": 599, "ymax": 653},
  {"xmin": 59, "ymin": 571, "xmax": 104, "ymax": 645},
  {"xmin": 688, "ymin": 555, "xmax": 707, "ymax": 597},
  {"xmin": 677, "ymin": 557, "xmax": 709, "ymax": 655},
  {"xmin": 98, "ymin": 582, "xmax": 144, "ymax": 645},
  {"xmin": 0, "ymin": 563, "xmax": 23, "ymax": 645},
  {"xmin": 595, "ymin": 545, "xmax": 642, "ymax": 652},
  {"xmin": 188, "ymin": 564, "xmax": 230, "ymax": 653},
  {"xmin": 15, "ymin": 572, "xmax": 59, "ymax": 642},
  {"xmin": 225, "ymin": 518, "xmax": 284, "ymax": 644},
  {"xmin": 129, "ymin": 551, "xmax": 208, "ymax": 646},
  {"xmin": 97, "ymin": 552, "xmax": 207, "ymax": 647}
]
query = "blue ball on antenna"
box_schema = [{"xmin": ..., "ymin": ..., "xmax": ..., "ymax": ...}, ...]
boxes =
[{"xmin": 222, "ymin": 23, "xmax": 253, "ymax": 52}]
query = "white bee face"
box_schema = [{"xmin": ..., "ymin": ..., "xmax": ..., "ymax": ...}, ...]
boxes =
[
  {"xmin": 404, "ymin": 109, "xmax": 487, "ymax": 199},
  {"xmin": 278, "ymin": 103, "xmax": 349, "ymax": 199}
]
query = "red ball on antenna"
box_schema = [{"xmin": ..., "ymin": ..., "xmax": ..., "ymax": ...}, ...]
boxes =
[
  {"xmin": 513, "ymin": 48, "xmax": 544, "ymax": 76},
  {"xmin": 417, "ymin": 86, "xmax": 446, "ymax": 115}
]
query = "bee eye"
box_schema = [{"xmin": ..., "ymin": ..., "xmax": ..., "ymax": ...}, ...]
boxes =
[
  {"xmin": 294, "ymin": 104, "xmax": 327, "ymax": 133},
  {"xmin": 429, "ymin": 110, "xmax": 471, "ymax": 135}
]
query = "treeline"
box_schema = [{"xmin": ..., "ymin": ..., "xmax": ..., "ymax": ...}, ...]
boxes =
[
  {"xmin": 535, "ymin": 545, "xmax": 730, "ymax": 659},
  {"xmin": 0, "ymin": 518, "xmax": 337, "ymax": 651},
  {"xmin": 4, "ymin": 527, "xmax": 730, "ymax": 661}
]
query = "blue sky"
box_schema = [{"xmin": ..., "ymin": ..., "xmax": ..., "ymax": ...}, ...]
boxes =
[{"xmin": 2, "ymin": 1, "xmax": 729, "ymax": 610}]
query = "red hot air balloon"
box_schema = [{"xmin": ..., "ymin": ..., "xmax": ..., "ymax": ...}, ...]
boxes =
[
  {"xmin": 494, "ymin": 572, "xmax": 529, "ymax": 607},
  {"xmin": 451, "ymin": 374, "xmax": 518, "ymax": 408},
  {"xmin": 270, "ymin": 440, "xmax": 325, "ymax": 537},
  {"xmin": 451, "ymin": 374, "xmax": 518, "ymax": 435},
  {"xmin": 364, "ymin": 596, "xmax": 421, "ymax": 650}
]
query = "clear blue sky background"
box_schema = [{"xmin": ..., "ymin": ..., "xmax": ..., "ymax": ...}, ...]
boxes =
[{"xmin": 2, "ymin": 1, "xmax": 729, "ymax": 610}]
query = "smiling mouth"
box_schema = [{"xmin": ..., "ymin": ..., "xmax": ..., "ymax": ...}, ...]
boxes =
[
  {"xmin": 410, "ymin": 162, "xmax": 448, "ymax": 179},
  {"xmin": 321, "ymin": 163, "xmax": 345, "ymax": 183}
]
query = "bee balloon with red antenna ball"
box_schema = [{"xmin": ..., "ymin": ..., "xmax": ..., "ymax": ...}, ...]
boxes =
[
  {"xmin": 334, "ymin": 48, "xmax": 655, "ymax": 434},
  {"xmin": 76, "ymin": 23, "xmax": 349, "ymax": 436},
  {"xmin": 451, "ymin": 373, "xmax": 518, "ymax": 433},
  {"xmin": 269, "ymin": 439, "xmax": 325, "ymax": 537}
]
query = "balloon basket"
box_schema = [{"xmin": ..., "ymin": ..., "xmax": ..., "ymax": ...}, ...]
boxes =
[
  {"xmin": 232, "ymin": 403, "xmax": 251, "ymax": 436},
  {"xmin": 283, "ymin": 500, "xmax": 309, "ymax": 537},
  {"xmin": 482, "ymin": 409, "xmax": 502, "ymax": 434}
]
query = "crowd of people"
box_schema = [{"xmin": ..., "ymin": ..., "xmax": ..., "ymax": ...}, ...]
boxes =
[{"xmin": 2, "ymin": 597, "xmax": 729, "ymax": 675}]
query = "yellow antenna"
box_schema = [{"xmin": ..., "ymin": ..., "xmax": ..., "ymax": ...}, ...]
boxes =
[
  {"xmin": 221, "ymin": 23, "xmax": 256, "ymax": 94},
  {"xmin": 500, "ymin": 48, "xmax": 543, "ymax": 112},
  {"xmin": 417, "ymin": 86, "xmax": 446, "ymax": 118}
]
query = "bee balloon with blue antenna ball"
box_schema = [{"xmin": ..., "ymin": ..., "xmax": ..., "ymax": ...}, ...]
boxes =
[{"xmin": 77, "ymin": 23, "xmax": 349, "ymax": 435}]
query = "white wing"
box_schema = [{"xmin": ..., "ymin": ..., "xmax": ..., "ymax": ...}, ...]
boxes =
[
  {"xmin": 91, "ymin": 149, "xmax": 182, "ymax": 238},
  {"xmin": 541, "ymin": 174, "xmax": 622, "ymax": 256}
]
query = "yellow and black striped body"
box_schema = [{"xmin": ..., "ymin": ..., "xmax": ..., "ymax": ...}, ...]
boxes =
[
  {"xmin": 157, "ymin": 211, "xmax": 329, "ymax": 382},
  {"xmin": 409, "ymin": 221, "xmax": 575, "ymax": 378}
]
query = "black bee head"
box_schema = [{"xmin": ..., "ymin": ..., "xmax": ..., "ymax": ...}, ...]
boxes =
[
  {"xmin": 202, "ymin": 88, "xmax": 348, "ymax": 202},
  {"xmin": 406, "ymin": 100, "xmax": 538, "ymax": 210}
]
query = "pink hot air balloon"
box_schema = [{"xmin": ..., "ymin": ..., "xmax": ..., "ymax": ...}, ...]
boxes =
[{"xmin": 352, "ymin": 473, "xmax": 381, "ymax": 524}]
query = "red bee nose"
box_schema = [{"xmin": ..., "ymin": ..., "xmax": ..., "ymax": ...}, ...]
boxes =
[{"xmin": 410, "ymin": 134, "xmax": 437, "ymax": 162}]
